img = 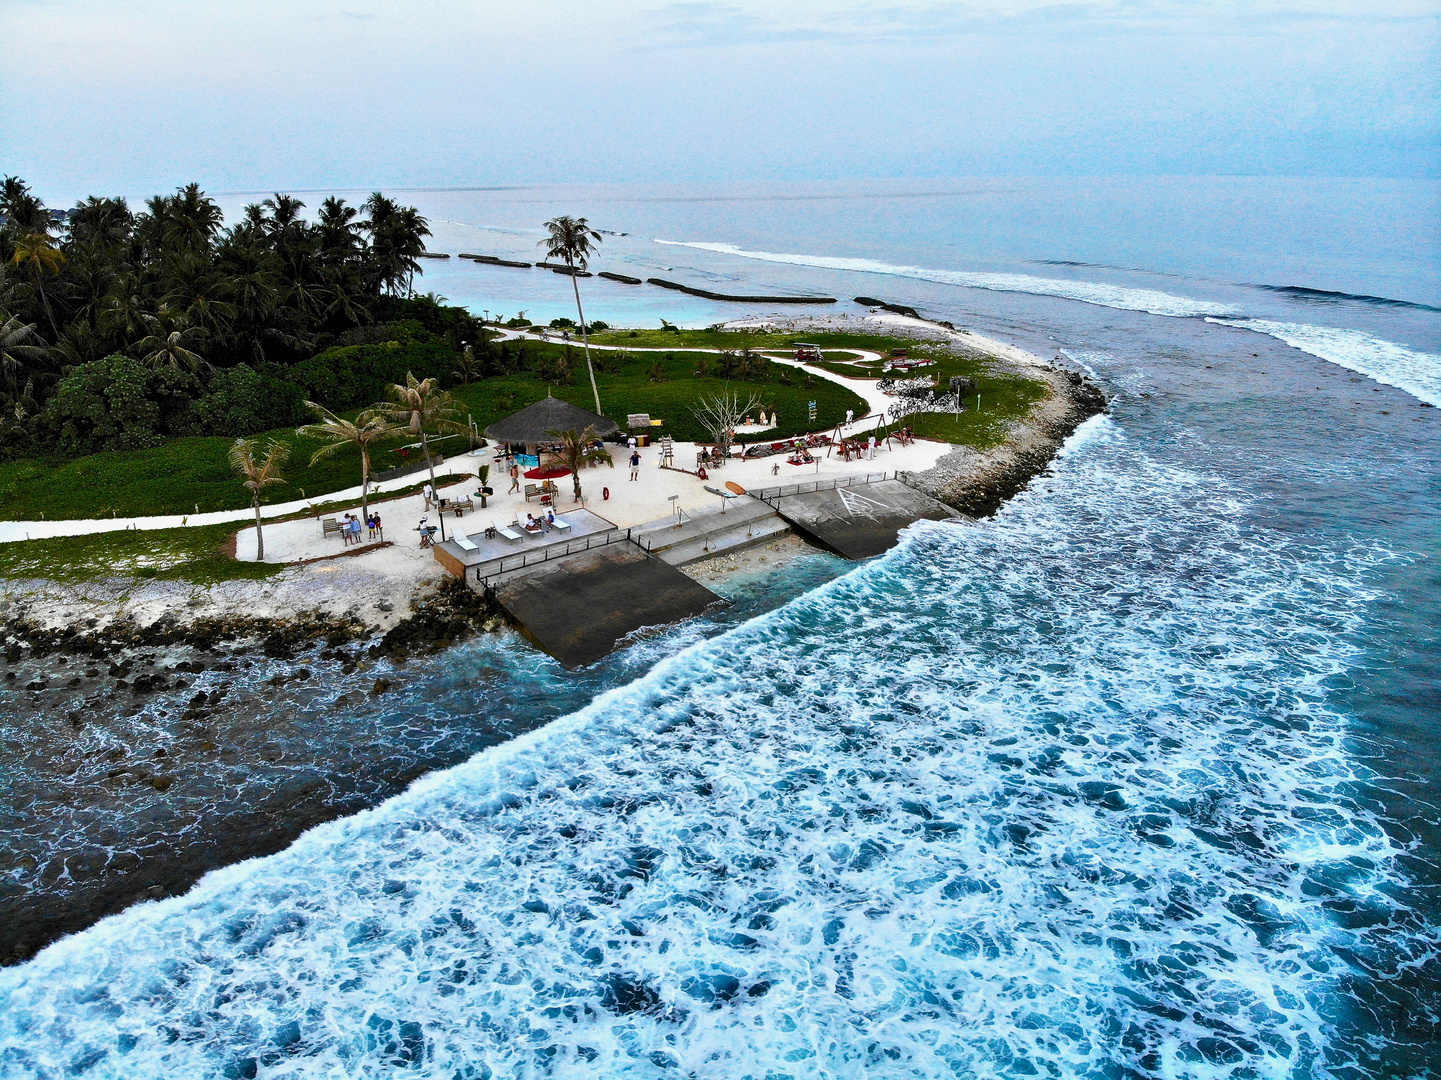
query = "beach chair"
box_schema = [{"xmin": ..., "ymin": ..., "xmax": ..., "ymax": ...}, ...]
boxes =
[
  {"xmin": 453, "ymin": 529, "xmax": 479, "ymax": 553},
  {"xmin": 495, "ymin": 520, "xmax": 523, "ymax": 542},
  {"xmin": 549, "ymin": 517, "xmax": 572, "ymax": 532}
]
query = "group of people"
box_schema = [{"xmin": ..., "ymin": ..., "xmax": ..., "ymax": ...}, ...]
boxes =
[
  {"xmin": 340, "ymin": 511, "xmax": 382, "ymax": 545},
  {"xmin": 522, "ymin": 509, "xmax": 560, "ymax": 535}
]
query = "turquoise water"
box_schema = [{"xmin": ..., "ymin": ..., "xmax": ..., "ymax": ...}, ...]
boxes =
[{"xmin": 2, "ymin": 177, "xmax": 1438, "ymax": 1077}]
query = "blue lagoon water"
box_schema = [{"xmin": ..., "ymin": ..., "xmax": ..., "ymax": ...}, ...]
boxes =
[{"xmin": 2, "ymin": 177, "xmax": 1437, "ymax": 1078}]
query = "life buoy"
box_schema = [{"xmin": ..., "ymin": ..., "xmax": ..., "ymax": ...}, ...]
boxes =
[
  {"xmin": 697, "ymin": 466, "xmax": 708, "ymax": 480},
  {"xmin": 603, "ymin": 487, "xmax": 610, "ymax": 500}
]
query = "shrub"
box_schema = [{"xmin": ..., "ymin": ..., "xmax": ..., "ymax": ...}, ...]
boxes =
[
  {"xmin": 287, "ymin": 340, "xmax": 457, "ymax": 410},
  {"xmin": 549, "ymin": 317, "xmax": 576, "ymax": 329},
  {"xmin": 42, "ymin": 355, "xmax": 168, "ymax": 456}
]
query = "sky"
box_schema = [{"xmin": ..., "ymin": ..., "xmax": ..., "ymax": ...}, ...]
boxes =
[{"xmin": 1, "ymin": 0, "xmax": 1438, "ymax": 202}]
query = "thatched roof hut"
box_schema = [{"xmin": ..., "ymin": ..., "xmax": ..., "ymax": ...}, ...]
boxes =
[{"xmin": 484, "ymin": 393, "xmax": 618, "ymax": 446}]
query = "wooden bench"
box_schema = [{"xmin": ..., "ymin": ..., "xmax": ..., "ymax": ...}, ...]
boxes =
[
  {"xmin": 322, "ymin": 517, "xmax": 342, "ymax": 539},
  {"xmin": 440, "ymin": 498, "xmax": 474, "ymax": 517},
  {"xmin": 524, "ymin": 484, "xmax": 542, "ymax": 502}
]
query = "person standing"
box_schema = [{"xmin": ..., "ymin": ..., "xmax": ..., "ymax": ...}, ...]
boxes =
[
  {"xmin": 629, "ymin": 449, "xmax": 641, "ymax": 480},
  {"xmin": 866, "ymin": 435, "xmax": 877, "ymax": 460},
  {"xmin": 508, "ymin": 463, "xmax": 521, "ymax": 494},
  {"xmin": 846, "ymin": 409, "xmax": 854, "ymax": 426}
]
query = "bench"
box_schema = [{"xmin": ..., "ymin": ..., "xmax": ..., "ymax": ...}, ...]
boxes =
[
  {"xmin": 322, "ymin": 517, "xmax": 342, "ymax": 539},
  {"xmin": 452, "ymin": 530, "xmax": 479, "ymax": 552},
  {"xmin": 440, "ymin": 498, "xmax": 474, "ymax": 517},
  {"xmin": 495, "ymin": 521, "xmax": 523, "ymax": 542},
  {"xmin": 524, "ymin": 484, "xmax": 542, "ymax": 502}
]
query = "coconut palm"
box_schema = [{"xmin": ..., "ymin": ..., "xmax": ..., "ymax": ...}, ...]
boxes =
[
  {"xmin": 9, "ymin": 232, "xmax": 65, "ymax": 338},
  {"xmin": 539, "ymin": 215, "xmax": 604, "ymax": 415},
  {"xmin": 367, "ymin": 371, "xmax": 467, "ymax": 495},
  {"xmin": 0, "ymin": 315, "xmax": 44, "ymax": 394},
  {"xmin": 296, "ymin": 403, "xmax": 398, "ymax": 520},
  {"xmin": 229, "ymin": 437, "xmax": 289, "ymax": 561},
  {"xmin": 544, "ymin": 425, "xmax": 613, "ymax": 503},
  {"xmin": 134, "ymin": 312, "xmax": 208, "ymax": 370}
]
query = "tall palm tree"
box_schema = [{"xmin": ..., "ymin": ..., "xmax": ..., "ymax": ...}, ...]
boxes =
[
  {"xmin": 544, "ymin": 426, "xmax": 613, "ymax": 503},
  {"xmin": 229, "ymin": 437, "xmax": 289, "ymax": 561},
  {"xmin": 367, "ymin": 371, "xmax": 467, "ymax": 496},
  {"xmin": 9, "ymin": 232, "xmax": 65, "ymax": 338},
  {"xmin": 539, "ymin": 215, "xmax": 604, "ymax": 415},
  {"xmin": 296, "ymin": 403, "xmax": 398, "ymax": 520}
]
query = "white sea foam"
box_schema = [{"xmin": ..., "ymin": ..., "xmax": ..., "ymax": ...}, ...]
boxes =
[
  {"xmin": 653, "ymin": 239, "xmax": 1238, "ymax": 318},
  {"xmin": 1208, "ymin": 317, "xmax": 1441, "ymax": 406},
  {"xmin": 0, "ymin": 421, "xmax": 1413, "ymax": 1079}
]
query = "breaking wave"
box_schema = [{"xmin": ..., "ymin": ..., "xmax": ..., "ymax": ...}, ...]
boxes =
[
  {"xmin": 1207, "ymin": 317, "xmax": 1441, "ymax": 406},
  {"xmin": 0, "ymin": 420, "xmax": 1424, "ymax": 1079},
  {"xmin": 653, "ymin": 240, "xmax": 1237, "ymax": 318}
]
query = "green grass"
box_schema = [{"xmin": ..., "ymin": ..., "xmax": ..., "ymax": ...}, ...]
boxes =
[
  {"xmin": 0, "ymin": 521, "xmax": 282, "ymax": 585},
  {"xmin": 883, "ymin": 370, "xmax": 1050, "ymax": 450},
  {"xmin": 450, "ymin": 347, "xmax": 866, "ymax": 445}
]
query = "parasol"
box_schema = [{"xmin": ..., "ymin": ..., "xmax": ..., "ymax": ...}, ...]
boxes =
[{"xmin": 524, "ymin": 464, "xmax": 572, "ymax": 480}]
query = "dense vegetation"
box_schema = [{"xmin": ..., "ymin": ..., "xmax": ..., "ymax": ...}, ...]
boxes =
[{"xmin": 0, "ymin": 175, "xmax": 464, "ymax": 459}]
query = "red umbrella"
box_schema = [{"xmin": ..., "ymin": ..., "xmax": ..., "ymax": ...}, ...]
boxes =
[{"xmin": 524, "ymin": 464, "xmax": 572, "ymax": 479}]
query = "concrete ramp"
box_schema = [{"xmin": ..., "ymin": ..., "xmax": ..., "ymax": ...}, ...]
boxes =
[
  {"xmin": 760, "ymin": 478, "xmax": 955, "ymax": 560},
  {"xmin": 491, "ymin": 544, "xmax": 722, "ymax": 668}
]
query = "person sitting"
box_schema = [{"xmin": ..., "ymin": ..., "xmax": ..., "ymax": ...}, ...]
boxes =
[{"xmin": 523, "ymin": 514, "xmax": 543, "ymax": 534}]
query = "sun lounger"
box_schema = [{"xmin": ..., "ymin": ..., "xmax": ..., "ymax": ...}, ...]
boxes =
[
  {"xmin": 453, "ymin": 530, "xmax": 479, "ymax": 552},
  {"xmin": 549, "ymin": 517, "xmax": 572, "ymax": 532},
  {"xmin": 495, "ymin": 521, "xmax": 523, "ymax": 542}
]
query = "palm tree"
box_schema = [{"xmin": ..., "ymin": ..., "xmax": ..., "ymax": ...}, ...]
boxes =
[
  {"xmin": 9, "ymin": 232, "xmax": 66, "ymax": 338},
  {"xmin": 229, "ymin": 437, "xmax": 289, "ymax": 561},
  {"xmin": 367, "ymin": 371, "xmax": 467, "ymax": 496},
  {"xmin": 134, "ymin": 312, "xmax": 208, "ymax": 370},
  {"xmin": 296, "ymin": 403, "xmax": 398, "ymax": 520},
  {"xmin": 544, "ymin": 426, "xmax": 613, "ymax": 503},
  {"xmin": 0, "ymin": 315, "xmax": 44, "ymax": 394},
  {"xmin": 539, "ymin": 215, "xmax": 604, "ymax": 415}
]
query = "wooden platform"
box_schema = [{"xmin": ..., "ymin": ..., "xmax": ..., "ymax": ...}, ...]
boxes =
[
  {"xmin": 491, "ymin": 544, "xmax": 723, "ymax": 668},
  {"xmin": 759, "ymin": 478, "xmax": 956, "ymax": 560}
]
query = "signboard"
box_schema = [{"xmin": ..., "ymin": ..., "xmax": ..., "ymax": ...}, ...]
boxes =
[{"xmin": 807, "ymin": 400, "xmax": 817, "ymax": 421}]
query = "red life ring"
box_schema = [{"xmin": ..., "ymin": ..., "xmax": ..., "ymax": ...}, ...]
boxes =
[
  {"xmin": 697, "ymin": 466, "xmax": 708, "ymax": 480},
  {"xmin": 603, "ymin": 486, "xmax": 610, "ymax": 500}
]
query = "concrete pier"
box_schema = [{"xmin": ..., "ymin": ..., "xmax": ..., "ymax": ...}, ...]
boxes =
[
  {"xmin": 490, "ymin": 545, "xmax": 722, "ymax": 668},
  {"xmin": 756, "ymin": 477, "xmax": 956, "ymax": 559}
]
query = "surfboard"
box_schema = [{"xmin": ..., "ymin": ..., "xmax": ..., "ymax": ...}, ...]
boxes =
[{"xmin": 725, "ymin": 481, "xmax": 747, "ymax": 496}]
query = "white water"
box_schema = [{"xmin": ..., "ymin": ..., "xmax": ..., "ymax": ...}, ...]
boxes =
[
  {"xmin": 0, "ymin": 420, "xmax": 1406, "ymax": 1079},
  {"xmin": 1207, "ymin": 317, "xmax": 1441, "ymax": 407},
  {"xmin": 652, "ymin": 239, "xmax": 1238, "ymax": 318}
]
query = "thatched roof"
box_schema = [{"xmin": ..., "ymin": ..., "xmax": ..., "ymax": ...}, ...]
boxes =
[{"xmin": 484, "ymin": 394, "xmax": 618, "ymax": 444}]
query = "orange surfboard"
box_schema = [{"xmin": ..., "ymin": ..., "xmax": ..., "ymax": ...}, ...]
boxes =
[{"xmin": 725, "ymin": 481, "xmax": 747, "ymax": 496}]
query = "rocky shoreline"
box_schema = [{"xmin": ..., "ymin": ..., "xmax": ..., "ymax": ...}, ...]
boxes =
[
  {"xmin": 0, "ymin": 580, "xmax": 504, "ymax": 966},
  {"xmin": 905, "ymin": 365, "xmax": 1109, "ymax": 517}
]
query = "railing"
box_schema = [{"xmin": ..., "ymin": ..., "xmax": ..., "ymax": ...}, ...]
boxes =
[
  {"xmin": 752, "ymin": 472, "xmax": 895, "ymax": 507},
  {"xmin": 471, "ymin": 527, "xmax": 640, "ymax": 585}
]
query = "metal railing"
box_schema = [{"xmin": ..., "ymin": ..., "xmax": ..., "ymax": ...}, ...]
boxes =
[
  {"xmin": 470, "ymin": 527, "xmax": 640, "ymax": 585},
  {"xmin": 752, "ymin": 472, "xmax": 895, "ymax": 507}
]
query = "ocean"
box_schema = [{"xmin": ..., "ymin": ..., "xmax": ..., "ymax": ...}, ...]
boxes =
[{"xmin": 1, "ymin": 176, "xmax": 1437, "ymax": 1078}]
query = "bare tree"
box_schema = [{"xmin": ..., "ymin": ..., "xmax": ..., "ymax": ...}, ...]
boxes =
[{"xmin": 692, "ymin": 388, "xmax": 762, "ymax": 462}]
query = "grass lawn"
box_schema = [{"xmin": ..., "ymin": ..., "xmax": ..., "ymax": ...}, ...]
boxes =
[
  {"xmin": 0, "ymin": 521, "xmax": 282, "ymax": 585},
  {"xmin": 452, "ymin": 347, "xmax": 866, "ymax": 445}
]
